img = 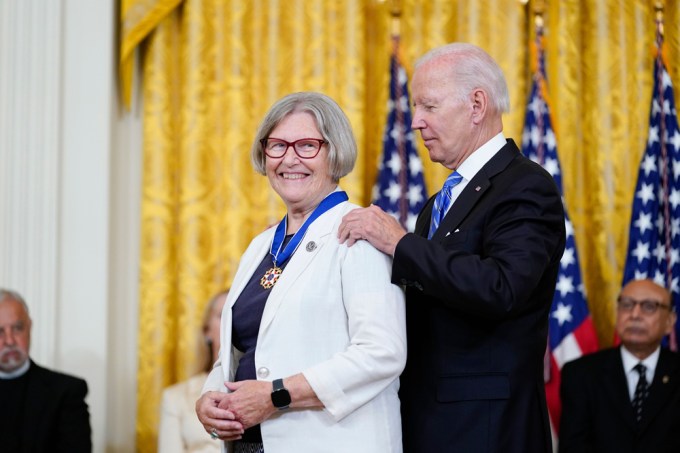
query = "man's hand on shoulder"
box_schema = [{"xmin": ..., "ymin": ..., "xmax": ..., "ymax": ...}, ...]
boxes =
[{"xmin": 338, "ymin": 205, "xmax": 407, "ymax": 256}]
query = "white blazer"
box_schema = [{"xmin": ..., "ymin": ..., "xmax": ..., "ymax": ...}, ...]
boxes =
[{"xmin": 203, "ymin": 200, "xmax": 406, "ymax": 453}]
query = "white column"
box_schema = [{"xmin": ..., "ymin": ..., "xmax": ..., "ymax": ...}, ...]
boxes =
[
  {"xmin": 0, "ymin": 0, "xmax": 61, "ymax": 363},
  {"xmin": 60, "ymin": 1, "xmax": 115, "ymax": 451},
  {"xmin": 0, "ymin": 1, "xmax": 141, "ymax": 452}
]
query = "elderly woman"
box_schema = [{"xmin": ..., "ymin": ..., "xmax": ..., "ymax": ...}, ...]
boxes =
[{"xmin": 195, "ymin": 92, "xmax": 406, "ymax": 453}]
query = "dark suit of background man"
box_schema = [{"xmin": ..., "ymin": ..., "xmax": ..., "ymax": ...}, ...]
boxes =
[
  {"xmin": 0, "ymin": 288, "xmax": 92, "ymax": 453},
  {"xmin": 559, "ymin": 279, "xmax": 680, "ymax": 453},
  {"xmin": 338, "ymin": 42, "xmax": 565, "ymax": 452}
]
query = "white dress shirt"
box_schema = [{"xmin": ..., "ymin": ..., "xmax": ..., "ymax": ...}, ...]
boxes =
[
  {"xmin": 620, "ymin": 345, "xmax": 660, "ymax": 400},
  {"xmin": 443, "ymin": 132, "xmax": 506, "ymax": 217}
]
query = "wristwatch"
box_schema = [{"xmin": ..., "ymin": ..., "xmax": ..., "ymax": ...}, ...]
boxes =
[{"xmin": 271, "ymin": 378, "xmax": 291, "ymax": 410}]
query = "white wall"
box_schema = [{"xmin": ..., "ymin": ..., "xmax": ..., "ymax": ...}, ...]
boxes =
[{"xmin": 0, "ymin": 1, "xmax": 141, "ymax": 451}]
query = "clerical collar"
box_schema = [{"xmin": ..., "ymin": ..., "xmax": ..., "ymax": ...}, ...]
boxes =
[{"xmin": 0, "ymin": 359, "xmax": 30, "ymax": 379}]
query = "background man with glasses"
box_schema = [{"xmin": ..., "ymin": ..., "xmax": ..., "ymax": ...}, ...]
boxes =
[
  {"xmin": 559, "ymin": 279, "xmax": 680, "ymax": 453},
  {"xmin": 0, "ymin": 288, "xmax": 92, "ymax": 452}
]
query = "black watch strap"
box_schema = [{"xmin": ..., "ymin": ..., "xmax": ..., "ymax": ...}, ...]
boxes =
[{"xmin": 271, "ymin": 378, "xmax": 291, "ymax": 410}]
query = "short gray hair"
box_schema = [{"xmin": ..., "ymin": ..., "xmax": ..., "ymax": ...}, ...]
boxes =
[
  {"xmin": 0, "ymin": 288, "xmax": 29, "ymax": 315},
  {"xmin": 251, "ymin": 92, "xmax": 357, "ymax": 182},
  {"xmin": 415, "ymin": 42, "xmax": 510, "ymax": 114},
  {"xmin": 200, "ymin": 288, "xmax": 230, "ymax": 373}
]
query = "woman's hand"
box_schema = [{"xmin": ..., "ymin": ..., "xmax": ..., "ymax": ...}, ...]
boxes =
[
  {"xmin": 195, "ymin": 391, "xmax": 244, "ymax": 441},
  {"xmin": 219, "ymin": 380, "xmax": 277, "ymax": 429},
  {"xmin": 219, "ymin": 375, "xmax": 324, "ymax": 429}
]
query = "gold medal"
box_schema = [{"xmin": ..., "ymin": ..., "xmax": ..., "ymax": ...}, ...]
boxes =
[{"xmin": 260, "ymin": 266, "xmax": 282, "ymax": 289}]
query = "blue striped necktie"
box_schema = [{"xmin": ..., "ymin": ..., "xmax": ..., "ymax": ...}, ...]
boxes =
[
  {"xmin": 632, "ymin": 363, "xmax": 649, "ymax": 422},
  {"xmin": 428, "ymin": 171, "xmax": 463, "ymax": 239}
]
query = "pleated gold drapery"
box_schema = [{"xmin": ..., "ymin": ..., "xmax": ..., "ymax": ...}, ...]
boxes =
[{"xmin": 120, "ymin": 0, "xmax": 680, "ymax": 451}]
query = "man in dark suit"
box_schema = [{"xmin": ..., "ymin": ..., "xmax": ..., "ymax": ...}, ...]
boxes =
[
  {"xmin": 338, "ymin": 42, "xmax": 565, "ymax": 452},
  {"xmin": 0, "ymin": 288, "xmax": 92, "ymax": 452},
  {"xmin": 559, "ymin": 279, "xmax": 680, "ymax": 453}
]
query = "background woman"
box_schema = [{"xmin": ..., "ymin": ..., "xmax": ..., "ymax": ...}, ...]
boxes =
[{"xmin": 158, "ymin": 290, "xmax": 229, "ymax": 453}]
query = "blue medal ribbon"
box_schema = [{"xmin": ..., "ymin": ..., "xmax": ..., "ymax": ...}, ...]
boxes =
[
  {"xmin": 270, "ymin": 190, "xmax": 348, "ymax": 267},
  {"xmin": 260, "ymin": 190, "xmax": 348, "ymax": 289}
]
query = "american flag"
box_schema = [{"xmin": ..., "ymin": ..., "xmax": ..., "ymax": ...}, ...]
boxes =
[
  {"xmin": 372, "ymin": 41, "xmax": 427, "ymax": 232},
  {"xmin": 621, "ymin": 36, "xmax": 680, "ymax": 351},
  {"xmin": 521, "ymin": 31, "xmax": 599, "ymax": 438}
]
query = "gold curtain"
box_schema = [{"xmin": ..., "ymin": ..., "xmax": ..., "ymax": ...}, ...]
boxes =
[{"xmin": 120, "ymin": 0, "xmax": 680, "ymax": 451}]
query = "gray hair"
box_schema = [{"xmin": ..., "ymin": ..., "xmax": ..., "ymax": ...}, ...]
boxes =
[
  {"xmin": 0, "ymin": 288, "xmax": 30, "ymax": 315},
  {"xmin": 200, "ymin": 288, "xmax": 230, "ymax": 373},
  {"xmin": 415, "ymin": 42, "xmax": 510, "ymax": 114},
  {"xmin": 201, "ymin": 288, "xmax": 229, "ymax": 332},
  {"xmin": 250, "ymin": 92, "xmax": 357, "ymax": 181}
]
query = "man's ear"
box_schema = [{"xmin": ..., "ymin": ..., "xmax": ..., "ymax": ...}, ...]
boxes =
[
  {"xmin": 665, "ymin": 311, "xmax": 677, "ymax": 336},
  {"xmin": 470, "ymin": 88, "xmax": 488, "ymax": 124}
]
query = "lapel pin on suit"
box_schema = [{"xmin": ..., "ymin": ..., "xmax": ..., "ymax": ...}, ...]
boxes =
[
  {"xmin": 663, "ymin": 375, "xmax": 670, "ymax": 384},
  {"xmin": 306, "ymin": 241, "xmax": 317, "ymax": 252},
  {"xmin": 475, "ymin": 186, "xmax": 481, "ymax": 191}
]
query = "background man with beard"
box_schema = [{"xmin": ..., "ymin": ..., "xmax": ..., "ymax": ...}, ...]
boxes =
[
  {"xmin": 560, "ymin": 279, "xmax": 680, "ymax": 453},
  {"xmin": 0, "ymin": 288, "xmax": 92, "ymax": 452}
]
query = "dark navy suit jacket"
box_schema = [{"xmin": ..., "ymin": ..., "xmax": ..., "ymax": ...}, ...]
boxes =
[
  {"xmin": 559, "ymin": 347, "xmax": 680, "ymax": 453},
  {"xmin": 394, "ymin": 139, "xmax": 565, "ymax": 452},
  {"xmin": 2, "ymin": 360, "xmax": 92, "ymax": 452}
]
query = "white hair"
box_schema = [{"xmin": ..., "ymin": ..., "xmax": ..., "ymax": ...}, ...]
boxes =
[{"xmin": 415, "ymin": 42, "xmax": 510, "ymax": 114}]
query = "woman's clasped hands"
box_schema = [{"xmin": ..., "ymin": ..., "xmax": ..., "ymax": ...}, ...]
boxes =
[{"xmin": 196, "ymin": 380, "xmax": 276, "ymax": 441}]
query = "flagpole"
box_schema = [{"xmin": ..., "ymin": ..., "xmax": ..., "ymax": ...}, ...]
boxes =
[
  {"xmin": 371, "ymin": 0, "xmax": 427, "ymax": 232},
  {"xmin": 653, "ymin": 1, "xmax": 677, "ymax": 350},
  {"xmin": 533, "ymin": 3, "xmax": 546, "ymax": 165},
  {"xmin": 655, "ymin": 2, "xmax": 664, "ymax": 42},
  {"xmin": 654, "ymin": 0, "xmax": 670, "ymax": 298},
  {"xmin": 389, "ymin": 0, "xmax": 401, "ymax": 39},
  {"xmin": 389, "ymin": 0, "xmax": 408, "ymax": 227}
]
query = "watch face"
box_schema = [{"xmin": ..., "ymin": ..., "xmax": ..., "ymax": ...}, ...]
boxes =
[{"xmin": 272, "ymin": 388, "xmax": 291, "ymax": 408}]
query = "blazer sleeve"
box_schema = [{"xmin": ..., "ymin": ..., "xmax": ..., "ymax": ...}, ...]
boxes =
[
  {"xmin": 302, "ymin": 239, "xmax": 407, "ymax": 421},
  {"xmin": 558, "ymin": 360, "xmax": 595, "ymax": 453},
  {"xmin": 55, "ymin": 376, "xmax": 92, "ymax": 453},
  {"xmin": 393, "ymin": 167, "xmax": 565, "ymax": 320}
]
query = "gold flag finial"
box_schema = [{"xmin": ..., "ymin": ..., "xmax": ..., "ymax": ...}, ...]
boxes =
[
  {"xmin": 654, "ymin": 1, "xmax": 664, "ymax": 16},
  {"xmin": 390, "ymin": 0, "xmax": 402, "ymax": 37},
  {"xmin": 655, "ymin": 1, "xmax": 664, "ymax": 38},
  {"xmin": 533, "ymin": 0, "xmax": 545, "ymax": 30}
]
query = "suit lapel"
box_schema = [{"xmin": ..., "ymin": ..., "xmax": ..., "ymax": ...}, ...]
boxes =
[
  {"xmin": 258, "ymin": 203, "xmax": 342, "ymax": 334},
  {"xmin": 638, "ymin": 349, "xmax": 680, "ymax": 432},
  {"xmin": 431, "ymin": 140, "xmax": 519, "ymax": 241},
  {"xmin": 601, "ymin": 348, "xmax": 638, "ymax": 430},
  {"xmin": 23, "ymin": 362, "xmax": 51, "ymax": 453},
  {"xmin": 227, "ymin": 228, "xmax": 275, "ymax": 309},
  {"xmin": 415, "ymin": 196, "xmax": 435, "ymax": 237}
]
